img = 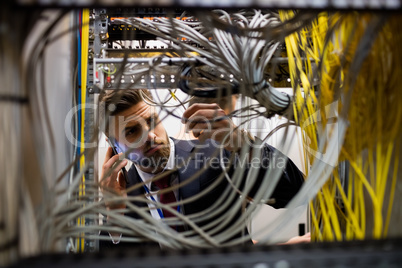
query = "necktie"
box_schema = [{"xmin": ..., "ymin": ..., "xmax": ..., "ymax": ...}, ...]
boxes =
[{"xmin": 153, "ymin": 174, "xmax": 177, "ymax": 218}]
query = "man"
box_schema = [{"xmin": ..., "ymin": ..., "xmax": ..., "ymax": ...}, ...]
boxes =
[{"xmin": 99, "ymin": 89, "xmax": 304, "ymax": 248}]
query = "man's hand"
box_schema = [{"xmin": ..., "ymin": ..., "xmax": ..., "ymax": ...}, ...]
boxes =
[
  {"xmin": 253, "ymin": 232, "xmax": 311, "ymax": 245},
  {"xmin": 100, "ymin": 147, "xmax": 128, "ymax": 211},
  {"xmin": 182, "ymin": 103, "xmax": 243, "ymax": 151},
  {"xmin": 281, "ymin": 232, "xmax": 311, "ymax": 245},
  {"xmin": 100, "ymin": 147, "xmax": 128, "ymax": 244}
]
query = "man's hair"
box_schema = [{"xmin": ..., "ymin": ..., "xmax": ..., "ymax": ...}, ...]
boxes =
[
  {"xmin": 100, "ymin": 89, "xmax": 152, "ymax": 116},
  {"xmin": 99, "ymin": 89, "xmax": 153, "ymax": 133}
]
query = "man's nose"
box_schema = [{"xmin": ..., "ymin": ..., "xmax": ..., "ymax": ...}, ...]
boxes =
[{"xmin": 146, "ymin": 127, "xmax": 156, "ymax": 142}]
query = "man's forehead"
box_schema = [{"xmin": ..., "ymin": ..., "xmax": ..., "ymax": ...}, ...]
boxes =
[{"xmin": 116, "ymin": 103, "xmax": 155, "ymax": 122}]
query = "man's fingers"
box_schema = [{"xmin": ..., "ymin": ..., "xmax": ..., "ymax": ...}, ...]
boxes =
[
  {"xmin": 100, "ymin": 157, "xmax": 127, "ymax": 184},
  {"xmin": 196, "ymin": 130, "xmax": 210, "ymax": 143},
  {"xmin": 185, "ymin": 111, "xmax": 226, "ymax": 130},
  {"xmin": 103, "ymin": 146, "xmax": 114, "ymax": 165},
  {"xmin": 116, "ymin": 159, "xmax": 128, "ymax": 170},
  {"xmin": 183, "ymin": 103, "xmax": 239, "ymax": 151},
  {"xmin": 103, "ymin": 153, "xmax": 125, "ymax": 171},
  {"xmin": 117, "ymin": 171, "xmax": 126, "ymax": 188},
  {"xmin": 182, "ymin": 103, "xmax": 221, "ymax": 123},
  {"xmin": 189, "ymin": 122, "xmax": 210, "ymax": 135},
  {"xmin": 182, "ymin": 104, "xmax": 224, "ymax": 124},
  {"xmin": 110, "ymin": 159, "xmax": 128, "ymax": 179},
  {"xmin": 193, "ymin": 128, "xmax": 208, "ymax": 140}
]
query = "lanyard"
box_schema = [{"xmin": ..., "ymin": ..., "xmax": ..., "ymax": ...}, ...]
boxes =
[{"xmin": 143, "ymin": 185, "xmax": 181, "ymax": 219}]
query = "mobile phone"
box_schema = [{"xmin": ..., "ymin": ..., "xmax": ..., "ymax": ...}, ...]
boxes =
[{"xmin": 106, "ymin": 137, "xmax": 129, "ymax": 184}]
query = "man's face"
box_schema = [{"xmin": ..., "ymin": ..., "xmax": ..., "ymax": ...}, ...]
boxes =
[{"xmin": 110, "ymin": 101, "xmax": 170, "ymax": 174}]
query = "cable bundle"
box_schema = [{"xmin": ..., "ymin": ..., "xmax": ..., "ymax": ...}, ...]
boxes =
[
  {"xmin": 114, "ymin": 10, "xmax": 296, "ymax": 118},
  {"xmin": 4, "ymin": 6, "xmax": 402, "ymax": 264},
  {"xmin": 280, "ymin": 10, "xmax": 402, "ymax": 241},
  {"xmin": 76, "ymin": 9, "xmax": 349, "ymax": 249}
]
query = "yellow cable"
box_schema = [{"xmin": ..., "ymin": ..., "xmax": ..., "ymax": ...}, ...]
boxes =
[
  {"xmin": 345, "ymin": 169, "xmax": 354, "ymax": 240},
  {"xmin": 383, "ymin": 139, "xmax": 400, "ymax": 237},
  {"xmin": 280, "ymin": 11, "xmax": 401, "ymax": 242},
  {"xmin": 316, "ymin": 191, "xmax": 333, "ymax": 241},
  {"xmin": 334, "ymin": 173, "xmax": 364, "ymax": 239},
  {"xmin": 79, "ymin": 8, "xmax": 90, "ymax": 253},
  {"xmin": 309, "ymin": 200, "xmax": 323, "ymax": 241},
  {"xmin": 322, "ymin": 182, "xmax": 342, "ymax": 240},
  {"xmin": 342, "ymin": 148, "xmax": 382, "ymax": 238}
]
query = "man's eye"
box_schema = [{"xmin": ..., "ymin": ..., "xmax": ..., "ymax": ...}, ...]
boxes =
[
  {"xmin": 148, "ymin": 117, "xmax": 156, "ymax": 126},
  {"xmin": 125, "ymin": 126, "xmax": 138, "ymax": 137}
]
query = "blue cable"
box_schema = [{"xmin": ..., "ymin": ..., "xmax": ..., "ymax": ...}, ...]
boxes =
[
  {"xmin": 76, "ymin": 10, "xmax": 82, "ymax": 251},
  {"xmin": 142, "ymin": 185, "xmax": 181, "ymax": 219},
  {"xmin": 76, "ymin": 10, "xmax": 82, "ymax": 162}
]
